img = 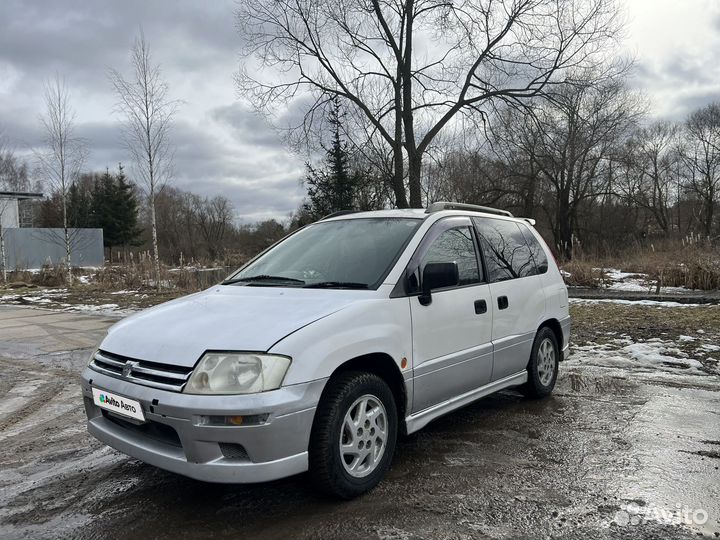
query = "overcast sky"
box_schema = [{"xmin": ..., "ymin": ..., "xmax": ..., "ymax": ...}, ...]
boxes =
[{"xmin": 1, "ymin": 0, "xmax": 719, "ymax": 223}]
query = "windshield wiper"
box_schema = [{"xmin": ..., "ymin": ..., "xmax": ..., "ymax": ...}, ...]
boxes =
[
  {"xmin": 303, "ymin": 281, "xmax": 369, "ymax": 289},
  {"xmin": 222, "ymin": 275, "xmax": 305, "ymax": 286}
]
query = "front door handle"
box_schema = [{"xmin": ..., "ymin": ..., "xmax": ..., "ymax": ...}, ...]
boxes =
[
  {"xmin": 497, "ymin": 296, "xmax": 509, "ymax": 310},
  {"xmin": 474, "ymin": 299, "xmax": 487, "ymax": 314}
]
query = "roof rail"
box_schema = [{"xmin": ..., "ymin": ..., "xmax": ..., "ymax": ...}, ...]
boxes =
[
  {"xmin": 425, "ymin": 201, "xmax": 513, "ymax": 218},
  {"xmin": 319, "ymin": 210, "xmax": 360, "ymax": 220}
]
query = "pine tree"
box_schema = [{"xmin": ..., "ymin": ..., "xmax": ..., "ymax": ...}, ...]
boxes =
[
  {"xmin": 90, "ymin": 164, "xmax": 142, "ymax": 259},
  {"xmin": 67, "ymin": 178, "xmax": 93, "ymax": 227},
  {"xmin": 114, "ymin": 163, "xmax": 143, "ymax": 249},
  {"xmin": 303, "ymin": 97, "xmax": 359, "ymax": 220},
  {"xmin": 92, "ymin": 168, "xmax": 121, "ymax": 255}
]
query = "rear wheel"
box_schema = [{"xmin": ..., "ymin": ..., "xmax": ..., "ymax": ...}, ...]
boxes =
[
  {"xmin": 309, "ymin": 371, "xmax": 398, "ymax": 499},
  {"xmin": 521, "ymin": 327, "xmax": 559, "ymax": 398}
]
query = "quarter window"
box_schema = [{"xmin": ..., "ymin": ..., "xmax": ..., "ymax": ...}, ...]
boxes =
[
  {"xmin": 519, "ymin": 225, "xmax": 548, "ymax": 274},
  {"xmin": 473, "ymin": 218, "xmax": 537, "ymax": 281}
]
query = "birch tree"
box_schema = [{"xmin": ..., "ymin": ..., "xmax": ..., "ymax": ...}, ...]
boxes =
[
  {"xmin": 0, "ymin": 135, "xmax": 8, "ymax": 282},
  {"xmin": 110, "ymin": 31, "xmax": 177, "ymax": 289},
  {"xmin": 36, "ymin": 76, "xmax": 86, "ymax": 284}
]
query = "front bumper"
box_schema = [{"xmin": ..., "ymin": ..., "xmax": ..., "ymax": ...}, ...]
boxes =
[{"xmin": 81, "ymin": 368, "xmax": 327, "ymax": 483}]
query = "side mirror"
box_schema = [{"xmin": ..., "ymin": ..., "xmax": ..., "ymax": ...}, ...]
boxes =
[{"xmin": 419, "ymin": 262, "xmax": 459, "ymax": 305}]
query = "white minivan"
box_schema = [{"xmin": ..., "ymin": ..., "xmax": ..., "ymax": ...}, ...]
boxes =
[{"xmin": 81, "ymin": 202, "xmax": 570, "ymax": 498}]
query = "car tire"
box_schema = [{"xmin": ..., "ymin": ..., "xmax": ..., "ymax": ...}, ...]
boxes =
[
  {"xmin": 520, "ymin": 327, "xmax": 559, "ymax": 399},
  {"xmin": 309, "ymin": 371, "xmax": 398, "ymax": 499}
]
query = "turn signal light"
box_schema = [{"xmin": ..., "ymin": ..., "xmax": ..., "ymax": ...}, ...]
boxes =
[{"xmin": 195, "ymin": 413, "xmax": 269, "ymax": 427}]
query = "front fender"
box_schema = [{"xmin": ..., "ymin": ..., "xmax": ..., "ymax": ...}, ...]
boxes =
[{"xmin": 270, "ymin": 297, "xmax": 413, "ymax": 387}]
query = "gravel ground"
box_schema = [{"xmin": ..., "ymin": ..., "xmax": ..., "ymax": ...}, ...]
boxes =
[{"xmin": 1, "ymin": 303, "xmax": 719, "ymax": 539}]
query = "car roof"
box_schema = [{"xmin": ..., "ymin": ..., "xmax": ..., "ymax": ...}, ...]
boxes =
[
  {"xmin": 320, "ymin": 208, "xmax": 532, "ymax": 225},
  {"xmin": 321, "ymin": 209, "xmax": 427, "ymax": 221}
]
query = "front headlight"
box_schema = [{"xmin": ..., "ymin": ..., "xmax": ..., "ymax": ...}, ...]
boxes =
[{"xmin": 184, "ymin": 352, "xmax": 291, "ymax": 395}]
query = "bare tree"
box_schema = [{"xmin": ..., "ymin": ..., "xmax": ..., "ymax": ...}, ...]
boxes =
[
  {"xmin": 35, "ymin": 75, "xmax": 87, "ymax": 283},
  {"xmin": 678, "ymin": 103, "xmax": 720, "ymax": 237},
  {"xmin": 491, "ymin": 76, "xmax": 642, "ymax": 257},
  {"xmin": 110, "ymin": 30, "xmax": 178, "ymax": 289},
  {"xmin": 236, "ymin": 0, "xmax": 622, "ymax": 208},
  {"xmin": 618, "ymin": 121, "xmax": 679, "ymax": 235},
  {"xmin": 194, "ymin": 195, "xmax": 234, "ymax": 261}
]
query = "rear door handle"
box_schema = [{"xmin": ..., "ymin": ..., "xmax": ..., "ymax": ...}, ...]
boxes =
[
  {"xmin": 474, "ymin": 299, "xmax": 487, "ymax": 314},
  {"xmin": 497, "ymin": 296, "xmax": 509, "ymax": 310}
]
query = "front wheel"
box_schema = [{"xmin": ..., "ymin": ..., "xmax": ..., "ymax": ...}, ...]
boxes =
[
  {"xmin": 309, "ymin": 371, "xmax": 398, "ymax": 499},
  {"xmin": 521, "ymin": 327, "xmax": 559, "ymax": 398}
]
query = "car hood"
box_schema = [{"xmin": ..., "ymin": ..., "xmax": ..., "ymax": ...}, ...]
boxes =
[{"xmin": 100, "ymin": 285, "xmax": 368, "ymax": 367}]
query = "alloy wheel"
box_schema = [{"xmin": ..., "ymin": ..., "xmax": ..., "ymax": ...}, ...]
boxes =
[
  {"xmin": 339, "ymin": 394, "xmax": 388, "ymax": 478},
  {"xmin": 537, "ymin": 337, "xmax": 556, "ymax": 386}
]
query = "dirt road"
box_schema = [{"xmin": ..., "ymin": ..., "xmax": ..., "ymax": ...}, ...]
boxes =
[{"xmin": 1, "ymin": 304, "xmax": 718, "ymax": 539}]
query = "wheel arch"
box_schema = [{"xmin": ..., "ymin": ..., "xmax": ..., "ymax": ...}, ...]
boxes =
[
  {"xmin": 317, "ymin": 352, "xmax": 409, "ymax": 436},
  {"xmin": 537, "ymin": 318, "xmax": 563, "ymax": 359}
]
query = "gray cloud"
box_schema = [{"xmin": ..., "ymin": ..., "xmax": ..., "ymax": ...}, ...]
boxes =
[
  {"xmin": 211, "ymin": 103, "xmax": 287, "ymax": 149},
  {"xmin": 2, "ymin": 0, "xmax": 719, "ymax": 224},
  {"xmin": 674, "ymin": 89, "xmax": 720, "ymax": 116},
  {"xmin": 0, "ymin": 0, "xmax": 304, "ymax": 222}
]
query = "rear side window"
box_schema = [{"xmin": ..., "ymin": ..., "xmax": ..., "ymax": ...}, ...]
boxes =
[
  {"xmin": 473, "ymin": 218, "xmax": 537, "ymax": 281},
  {"xmin": 519, "ymin": 224, "xmax": 548, "ymax": 274}
]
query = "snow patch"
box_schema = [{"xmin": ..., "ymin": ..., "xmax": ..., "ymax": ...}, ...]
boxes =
[
  {"xmin": 570, "ymin": 337, "xmax": 712, "ymax": 375},
  {"xmin": 593, "ymin": 268, "xmax": 691, "ymax": 294},
  {"xmin": 61, "ymin": 303, "xmax": 136, "ymax": 317},
  {"xmin": 569, "ymin": 298, "xmax": 701, "ymax": 308}
]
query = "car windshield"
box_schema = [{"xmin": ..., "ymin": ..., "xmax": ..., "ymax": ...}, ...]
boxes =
[{"xmin": 225, "ymin": 218, "xmax": 422, "ymax": 289}]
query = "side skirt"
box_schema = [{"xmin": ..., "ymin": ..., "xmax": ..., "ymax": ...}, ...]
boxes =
[{"xmin": 404, "ymin": 371, "xmax": 528, "ymax": 434}]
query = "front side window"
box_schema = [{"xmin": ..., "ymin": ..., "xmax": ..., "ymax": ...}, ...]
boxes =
[
  {"xmin": 226, "ymin": 218, "xmax": 422, "ymax": 289},
  {"xmin": 473, "ymin": 218, "xmax": 536, "ymax": 281},
  {"xmin": 407, "ymin": 226, "xmax": 481, "ymax": 292}
]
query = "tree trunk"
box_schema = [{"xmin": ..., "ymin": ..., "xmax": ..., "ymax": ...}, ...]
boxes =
[
  {"xmin": 407, "ymin": 152, "xmax": 423, "ymax": 208},
  {"xmin": 150, "ymin": 187, "xmax": 161, "ymax": 291},
  {"xmin": 62, "ymin": 190, "xmax": 72, "ymax": 284},
  {"xmin": 391, "ymin": 142, "xmax": 408, "ymax": 208},
  {"xmin": 0, "ymin": 224, "xmax": 6, "ymax": 283},
  {"xmin": 555, "ymin": 193, "xmax": 574, "ymax": 260},
  {"xmin": 391, "ymin": 73, "xmax": 408, "ymax": 208},
  {"xmin": 401, "ymin": 1, "xmax": 423, "ymax": 209},
  {"xmin": 703, "ymin": 195, "xmax": 714, "ymax": 237}
]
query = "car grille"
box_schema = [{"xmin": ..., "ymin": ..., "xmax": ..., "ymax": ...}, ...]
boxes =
[
  {"xmin": 103, "ymin": 411, "xmax": 183, "ymax": 448},
  {"xmin": 90, "ymin": 350, "xmax": 194, "ymax": 392},
  {"xmin": 219, "ymin": 443, "xmax": 250, "ymax": 461}
]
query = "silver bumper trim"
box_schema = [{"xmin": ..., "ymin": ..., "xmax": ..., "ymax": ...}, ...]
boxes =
[
  {"xmin": 88, "ymin": 416, "xmax": 308, "ymax": 483},
  {"xmin": 82, "ymin": 368, "xmax": 326, "ymax": 483}
]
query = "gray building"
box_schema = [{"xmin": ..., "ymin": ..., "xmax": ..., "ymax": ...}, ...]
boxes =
[{"xmin": 0, "ymin": 191, "xmax": 104, "ymax": 271}]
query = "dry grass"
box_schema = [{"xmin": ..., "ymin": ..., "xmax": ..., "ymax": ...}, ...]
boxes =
[
  {"xmin": 8, "ymin": 266, "xmax": 68, "ymax": 287},
  {"xmin": 560, "ymin": 259, "xmax": 606, "ymax": 288},
  {"xmin": 6, "ymin": 261, "xmax": 234, "ymax": 294},
  {"xmin": 562, "ymin": 240, "xmax": 720, "ymax": 290}
]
